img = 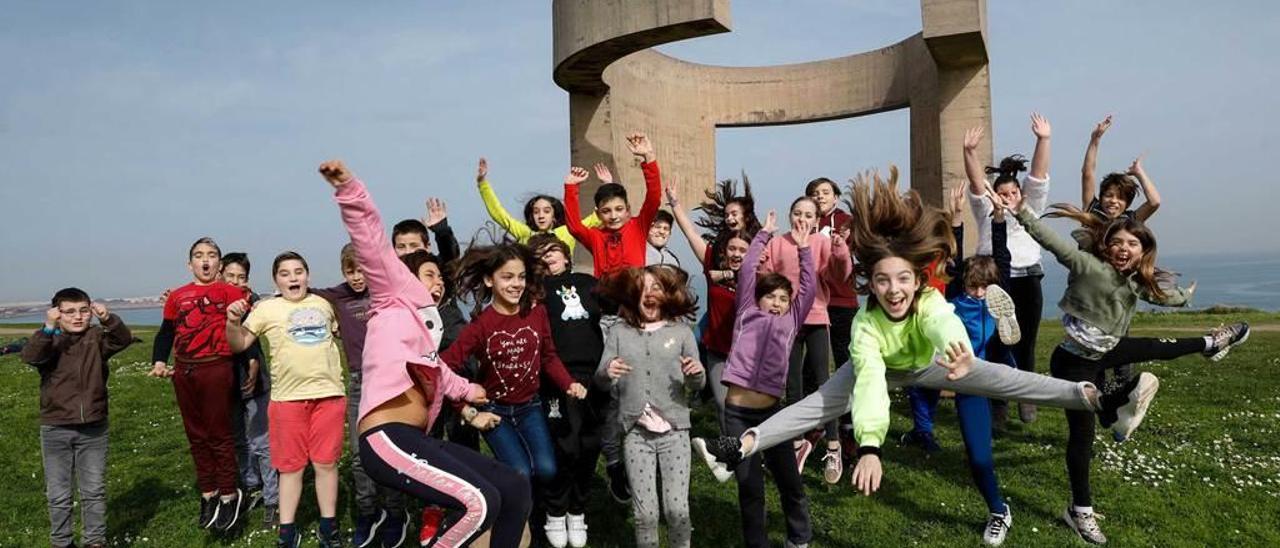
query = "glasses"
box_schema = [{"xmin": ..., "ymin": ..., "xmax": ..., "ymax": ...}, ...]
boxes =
[{"xmin": 59, "ymin": 307, "xmax": 91, "ymax": 316}]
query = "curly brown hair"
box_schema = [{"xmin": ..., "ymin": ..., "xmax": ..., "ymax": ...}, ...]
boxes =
[
  {"xmin": 597, "ymin": 266, "xmax": 698, "ymax": 328},
  {"xmin": 452, "ymin": 243, "xmax": 545, "ymax": 316},
  {"xmin": 846, "ymin": 165, "xmax": 954, "ymax": 314}
]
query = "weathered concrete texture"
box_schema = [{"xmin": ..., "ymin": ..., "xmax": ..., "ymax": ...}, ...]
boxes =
[{"xmin": 553, "ymin": 0, "xmax": 992, "ymax": 262}]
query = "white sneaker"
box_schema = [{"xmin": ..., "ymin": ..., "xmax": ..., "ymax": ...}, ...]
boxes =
[
  {"xmin": 566, "ymin": 513, "xmax": 588, "ymax": 548},
  {"xmin": 982, "ymin": 505, "xmax": 1012, "ymax": 546},
  {"xmin": 984, "ymin": 284, "xmax": 1021, "ymax": 345},
  {"xmin": 544, "ymin": 514, "xmax": 568, "ymax": 548},
  {"xmin": 1111, "ymin": 372, "xmax": 1159, "ymax": 441},
  {"xmin": 1062, "ymin": 507, "xmax": 1107, "ymax": 544},
  {"xmin": 821, "ymin": 447, "xmax": 843, "ymax": 484}
]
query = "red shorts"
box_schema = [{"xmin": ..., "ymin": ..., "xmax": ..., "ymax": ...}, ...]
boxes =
[{"xmin": 268, "ymin": 396, "xmax": 346, "ymax": 473}]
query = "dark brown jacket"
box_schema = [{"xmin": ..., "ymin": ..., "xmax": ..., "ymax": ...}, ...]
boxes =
[{"xmin": 21, "ymin": 314, "xmax": 132, "ymax": 425}]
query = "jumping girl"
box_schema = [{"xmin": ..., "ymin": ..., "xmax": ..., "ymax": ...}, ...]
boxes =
[
  {"xmin": 475, "ymin": 157, "xmax": 599, "ymax": 251},
  {"xmin": 694, "ymin": 210, "xmax": 816, "ymax": 548},
  {"xmin": 595, "ymin": 266, "xmax": 704, "ymax": 548},
  {"xmin": 320, "ymin": 160, "xmax": 528, "ymax": 548},
  {"xmin": 1008, "ymin": 196, "xmax": 1249, "ymax": 545},
  {"xmin": 693, "ymin": 170, "xmax": 1156, "ymax": 546},
  {"xmin": 759, "ymin": 195, "xmax": 852, "ymax": 484}
]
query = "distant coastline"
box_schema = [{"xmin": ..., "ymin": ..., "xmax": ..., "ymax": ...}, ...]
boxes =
[{"xmin": 0, "ymin": 296, "xmax": 164, "ymax": 319}]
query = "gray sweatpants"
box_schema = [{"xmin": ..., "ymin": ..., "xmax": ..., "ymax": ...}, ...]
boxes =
[
  {"xmin": 745, "ymin": 358, "xmax": 1098, "ymax": 455},
  {"xmin": 347, "ymin": 371, "xmax": 405, "ymax": 517},
  {"xmin": 705, "ymin": 351, "xmax": 729, "ymax": 432},
  {"xmin": 624, "ymin": 428, "xmax": 693, "ymax": 548},
  {"xmin": 41, "ymin": 420, "xmax": 108, "ymax": 547}
]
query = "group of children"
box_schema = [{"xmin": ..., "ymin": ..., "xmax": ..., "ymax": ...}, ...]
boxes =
[{"xmin": 21, "ymin": 121, "xmax": 1252, "ymax": 548}]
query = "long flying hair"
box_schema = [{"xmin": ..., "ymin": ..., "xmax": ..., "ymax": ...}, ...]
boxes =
[
  {"xmin": 845, "ymin": 165, "xmax": 954, "ymax": 314},
  {"xmin": 452, "ymin": 243, "xmax": 545, "ymax": 316},
  {"xmin": 597, "ymin": 266, "xmax": 698, "ymax": 328},
  {"xmin": 695, "ymin": 172, "xmax": 762, "ymax": 267},
  {"xmin": 1043, "ymin": 204, "xmax": 1170, "ymax": 300},
  {"xmin": 985, "ymin": 155, "xmax": 1028, "ymax": 192}
]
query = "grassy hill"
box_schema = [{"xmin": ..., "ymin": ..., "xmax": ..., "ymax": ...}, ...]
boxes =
[{"xmin": 1, "ymin": 313, "xmax": 1277, "ymax": 547}]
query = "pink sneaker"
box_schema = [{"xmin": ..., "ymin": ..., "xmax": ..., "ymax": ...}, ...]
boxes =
[{"xmin": 793, "ymin": 438, "xmax": 814, "ymax": 474}]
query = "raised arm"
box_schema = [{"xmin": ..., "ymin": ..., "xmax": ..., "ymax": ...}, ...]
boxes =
[
  {"xmin": 736, "ymin": 211, "xmax": 776, "ymax": 310},
  {"xmin": 562, "ymin": 166, "xmax": 596, "ymax": 247},
  {"xmin": 1014, "ymin": 206, "xmax": 1097, "ymax": 275},
  {"xmin": 789, "ymin": 233, "xmax": 819, "ymax": 326},
  {"xmin": 664, "ymin": 185, "xmax": 709, "ymax": 263},
  {"xmin": 95, "ymin": 306, "xmax": 133, "ymax": 358},
  {"xmin": 224, "ymin": 298, "xmax": 258, "ymax": 354},
  {"xmin": 20, "ymin": 309, "xmax": 62, "ymax": 368},
  {"xmin": 476, "ymin": 158, "xmax": 534, "ymax": 242},
  {"xmin": 1129, "ymin": 156, "xmax": 1162, "ymax": 222},
  {"xmin": 625, "ymin": 132, "xmax": 662, "ymax": 230},
  {"xmin": 1029, "ymin": 112, "xmax": 1052, "ymax": 180},
  {"xmin": 323, "ymin": 160, "xmax": 431, "ymax": 310},
  {"xmin": 1081, "ymin": 115, "xmax": 1112, "ymax": 208},
  {"xmin": 962, "ymin": 127, "xmax": 989, "ymax": 196},
  {"xmin": 424, "ymin": 197, "xmax": 461, "ymax": 264}
]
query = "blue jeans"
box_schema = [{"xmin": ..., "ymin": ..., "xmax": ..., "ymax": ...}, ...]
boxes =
[
  {"xmin": 906, "ymin": 388, "xmax": 1006, "ymax": 514},
  {"xmin": 232, "ymin": 391, "xmax": 278, "ymax": 506},
  {"xmin": 481, "ymin": 397, "xmax": 557, "ymax": 483}
]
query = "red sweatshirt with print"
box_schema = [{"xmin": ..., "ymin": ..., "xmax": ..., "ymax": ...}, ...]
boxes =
[{"xmin": 439, "ymin": 304, "xmax": 575, "ymax": 405}]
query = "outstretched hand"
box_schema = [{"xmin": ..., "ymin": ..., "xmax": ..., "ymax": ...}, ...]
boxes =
[
  {"xmin": 625, "ymin": 132, "xmax": 655, "ymax": 162},
  {"xmin": 1092, "ymin": 114, "xmax": 1113, "ymax": 140},
  {"xmin": 425, "ymin": 198, "xmax": 448, "ymax": 227},
  {"xmin": 762, "ymin": 209, "xmax": 778, "ymax": 234},
  {"xmin": 934, "ymin": 341, "xmax": 974, "ymax": 380},
  {"xmin": 1031, "ymin": 112, "xmax": 1051, "ymax": 139},
  {"xmin": 963, "ymin": 126, "xmax": 984, "ymax": 152},
  {"xmin": 664, "ymin": 185, "xmax": 680, "ymax": 208},
  {"xmin": 565, "ymin": 166, "xmax": 589, "ymax": 186},
  {"xmin": 319, "ymin": 160, "xmax": 354, "ymax": 188},
  {"xmin": 791, "ymin": 218, "xmax": 814, "ymax": 249},
  {"xmin": 1127, "ymin": 154, "xmax": 1146, "ymax": 177},
  {"xmin": 852, "ymin": 454, "xmax": 883, "ymax": 496},
  {"xmin": 593, "ymin": 163, "xmax": 614, "ymax": 184},
  {"xmin": 947, "ymin": 184, "xmax": 966, "ymax": 226},
  {"xmin": 476, "ymin": 157, "xmax": 488, "ymax": 184}
]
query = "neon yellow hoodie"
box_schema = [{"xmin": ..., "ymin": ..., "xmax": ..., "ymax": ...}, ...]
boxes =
[
  {"xmin": 850, "ymin": 288, "xmax": 971, "ymax": 448},
  {"xmin": 477, "ymin": 179, "xmax": 599, "ymax": 252}
]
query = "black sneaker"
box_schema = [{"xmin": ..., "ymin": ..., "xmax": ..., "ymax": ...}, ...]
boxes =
[
  {"xmin": 691, "ymin": 436, "xmax": 742, "ymax": 482},
  {"xmin": 244, "ymin": 488, "xmax": 263, "ymax": 511},
  {"xmin": 351, "ymin": 509, "xmax": 385, "ymax": 548},
  {"xmin": 1204, "ymin": 322, "xmax": 1250, "ymax": 362},
  {"xmin": 899, "ymin": 431, "xmax": 941, "ymax": 456},
  {"xmin": 212, "ymin": 488, "xmax": 244, "ymax": 531},
  {"xmin": 318, "ymin": 525, "xmax": 346, "ymax": 548},
  {"xmin": 262, "ymin": 505, "xmax": 279, "ymax": 531},
  {"xmin": 277, "ymin": 533, "xmax": 301, "ymax": 548},
  {"xmin": 199, "ymin": 495, "xmax": 220, "ymax": 529},
  {"xmin": 605, "ymin": 462, "xmax": 632, "ymax": 503},
  {"xmin": 379, "ymin": 509, "xmax": 409, "ymax": 548}
]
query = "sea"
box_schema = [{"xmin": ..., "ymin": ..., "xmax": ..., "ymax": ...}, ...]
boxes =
[{"xmin": 2, "ymin": 252, "xmax": 1276, "ymax": 327}]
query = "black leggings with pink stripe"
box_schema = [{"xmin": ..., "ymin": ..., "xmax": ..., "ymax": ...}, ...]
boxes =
[{"xmin": 359, "ymin": 422, "xmax": 531, "ymax": 548}]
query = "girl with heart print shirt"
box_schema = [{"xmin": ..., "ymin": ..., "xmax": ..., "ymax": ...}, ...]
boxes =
[{"xmin": 440, "ymin": 243, "xmax": 588, "ymax": 527}]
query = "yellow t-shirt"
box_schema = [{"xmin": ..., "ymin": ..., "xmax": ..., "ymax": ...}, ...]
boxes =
[{"xmin": 244, "ymin": 294, "xmax": 345, "ymax": 401}]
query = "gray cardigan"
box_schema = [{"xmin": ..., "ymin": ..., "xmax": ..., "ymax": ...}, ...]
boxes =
[{"xmin": 595, "ymin": 321, "xmax": 705, "ymax": 431}]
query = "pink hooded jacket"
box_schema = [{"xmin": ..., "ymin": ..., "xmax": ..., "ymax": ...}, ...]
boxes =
[{"xmin": 335, "ymin": 179, "xmax": 473, "ymax": 428}]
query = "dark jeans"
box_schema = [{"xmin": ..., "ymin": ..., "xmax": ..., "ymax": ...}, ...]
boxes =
[
  {"xmin": 543, "ymin": 382, "xmax": 608, "ymax": 516},
  {"xmin": 1050, "ymin": 336, "xmax": 1205, "ymax": 506},
  {"xmin": 346, "ymin": 372, "xmax": 405, "ymax": 518},
  {"xmin": 1006, "ymin": 275, "xmax": 1044, "ymax": 374},
  {"xmin": 360, "ymin": 423, "xmax": 531, "ymax": 548},
  {"xmin": 232, "ymin": 389, "xmax": 277, "ymax": 506},
  {"xmin": 482, "ymin": 397, "xmax": 557, "ymax": 483},
  {"xmin": 829, "ymin": 306, "xmax": 858, "ymax": 440},
  {"xmin": 906, "ymin": 389, "xmax": 1007, "ymax": 514},
  {"xmin": 788, "ymin": 324, "xmax": 837, "ymax": 441},
  {"xmin": 41, "ymin": 420, "xmax": 108, "ymax": 546},
  {"xmin": 724, "ymin": 403, "xmax": 812, "ymax": 548}
]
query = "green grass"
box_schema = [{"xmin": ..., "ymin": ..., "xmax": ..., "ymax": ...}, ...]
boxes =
[{"xmin": 2, "ymin": 314, "xmax": 1278, "ymax": 547}]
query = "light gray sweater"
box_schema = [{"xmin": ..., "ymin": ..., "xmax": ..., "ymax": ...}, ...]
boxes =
[{"xmin": 595, "ymin": 321, "xmax": 705, "ymax": 431}]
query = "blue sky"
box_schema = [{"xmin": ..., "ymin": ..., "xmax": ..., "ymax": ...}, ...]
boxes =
[{"xmin": 1, "ymin": 1, "xmax": 1276, "ymax": 302}]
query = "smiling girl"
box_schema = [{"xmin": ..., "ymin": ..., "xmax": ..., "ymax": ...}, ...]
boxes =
[{"xmin": 475, "ymin": 157, "xmax": 600, "ymax": 251}]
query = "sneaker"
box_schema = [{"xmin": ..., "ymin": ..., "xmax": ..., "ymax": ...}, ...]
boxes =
[
  {"xmin": 606, "ymin": 462, "xmax": 633, "ymax": 503},
  {"xmin": 244, "ymin": 488, "xmax": 263, "ymax": 512},
  {"xmin": 784, "ymin": 541, "xmax": 809, "ymax": 548},
  {"xmin": 899, "ymin": 431, "xmax": 941, "ymax": 456},
  {"xmin": 566, "ymin": 514, "xmax": 588, "ymax": 548},
  {"xmin": 419, "ymin": 506, "xmax": 445, "ymax": 547},
  {"xmin": 544, "ymin": 514, "xmax": 568, "ymax": 548},
  {"xmin": 1111, "ymin": 372, "xmax": 1159, "ymax": 441},
  {"xmin": 262, "ymin": 505, "xmax": 279, "ymax": 531},
  {"xmin": 352, "ymin": 509, "xmax": 386, "ymax": 548},
  {"xmin": 380, "ymin": 509, "xmax": 408, "ymax": 548},
  {"xmin": 984, "ymin": 284, "xmax": 1020, "ymax": 345},
  {"xmin": 1204, "ymin": 322, "xmax": 1250, "ymax": 362},
  {"xmin": 793, "ymin": 438, "xmax": 814, "ymax": 474},
  {"xmin": 318, "ymin": 525, "xmax": 346, "ymax": 548},
  {"xmin": 983, "ymin": 505, "xmax": 1012, "ymax": 546},
  {"xmin": 1017, "ymin": 402, "xmax": 1037, "ymax": 424},
  {"xmin": 1062, "ymin": 507, "xmax": 1107, "ymax": 544},
  {"xmin": 277, "ymin": 533, "xmax": 301, "ymax": 548},
  {"xmin": 692, "ymin": 436, "xmax": 742, "ymax": 483},
  {"xmin": 199, "ymin": 495, "xmax": 220, "ymax": 529},
  {"xmin": 821, "ymin": 447, "xmax": 843, "ymax": 484},
  {"xmin": 212, "ymin": 488, "xmax": 244, "ymax": 531}
]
